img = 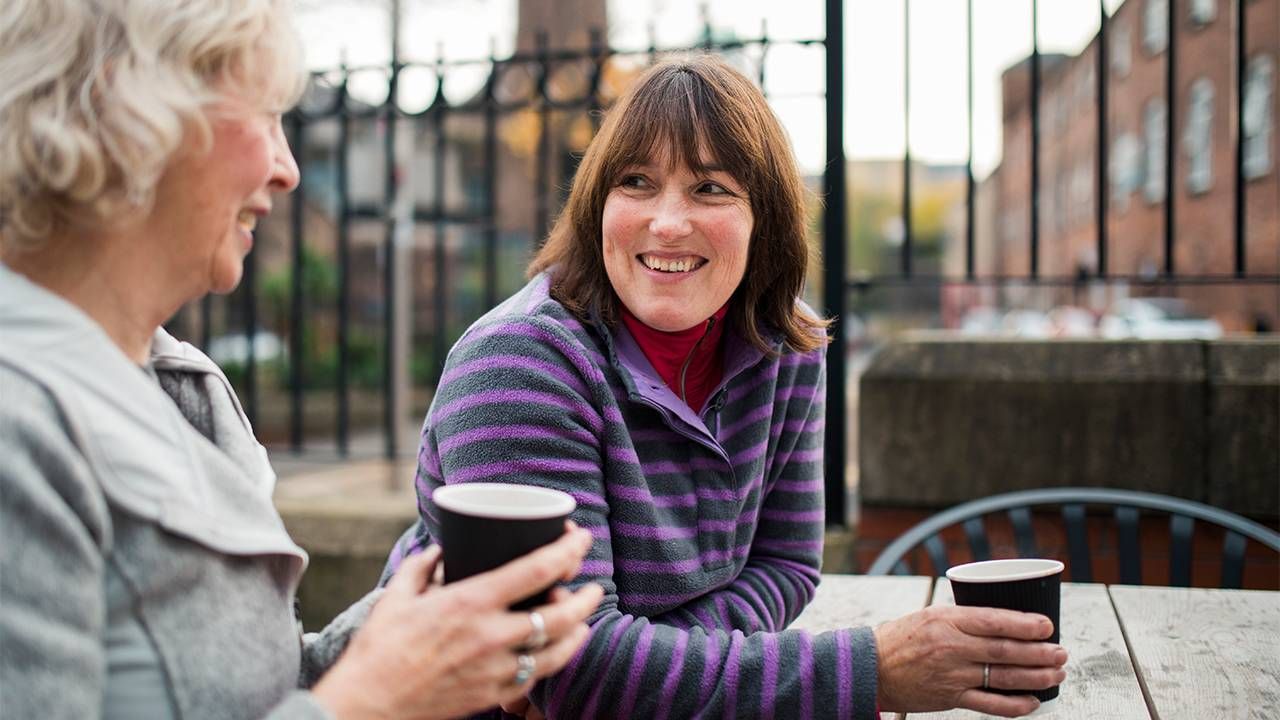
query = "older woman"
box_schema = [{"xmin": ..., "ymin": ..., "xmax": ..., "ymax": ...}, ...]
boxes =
[
  {"xmin": 384, "ymin": 56, "xmax": 1067, "ymax": 719},
  {"xmin": 0, "ymin": 1, "xmax": 602, "ymax": 718}
]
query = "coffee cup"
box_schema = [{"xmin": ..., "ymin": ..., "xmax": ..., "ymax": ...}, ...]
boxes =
[
  {"xmin": 432, "ymin": 482, "xmax": 577, "ymax": 610},
  {"xmin": 946, "ymin": 558, "xmax": 1064, "ymax": 702}
]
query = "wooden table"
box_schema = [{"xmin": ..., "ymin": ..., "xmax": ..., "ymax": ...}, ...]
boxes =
[{"xmin": 794, "ymin": 575, "xmax": 1280, "ymax": 719}]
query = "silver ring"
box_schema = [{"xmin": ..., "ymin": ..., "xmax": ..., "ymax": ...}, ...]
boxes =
[
  {"xmin": 983, "ymin": 662, "xmax": 991, "ymax": 690},
  {"xmin": 524, "ymin": 610, "xmax": 548, "ymax": 650},
  {"xmin": 514, "ymin": 653, "xmax": 537, "ymax": 686}
]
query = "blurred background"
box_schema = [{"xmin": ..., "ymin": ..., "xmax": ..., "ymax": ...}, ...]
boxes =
[{"xmin": 165, "ymin": 0, "xmax": 1277, "ymax": 607}]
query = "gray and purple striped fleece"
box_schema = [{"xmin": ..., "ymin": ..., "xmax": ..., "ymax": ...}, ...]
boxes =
[{"xmin": 382, "ymin": 274, "xmax": 879, "ymax": 719}]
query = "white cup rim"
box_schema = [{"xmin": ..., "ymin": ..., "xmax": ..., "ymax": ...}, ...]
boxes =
[
  {"xmin": 945, "ymin": 558, "xmax": 1065, "ymax": 583},
  {"xmin": 432, "ymin": 483, "xmax": 576, "ymax": 520}
]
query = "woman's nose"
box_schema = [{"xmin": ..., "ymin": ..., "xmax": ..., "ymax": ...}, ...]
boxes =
[
  {"xmin": 271, "ymin": 123, "xmax": 301, "ymax": 193},
  {"xmin": 648, "ymin": 194, "xmax": 692, "ymax": 240}
]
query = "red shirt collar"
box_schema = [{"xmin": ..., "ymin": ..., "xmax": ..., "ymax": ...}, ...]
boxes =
[{"xmin": 619, "ymin": 303, "xmax": 730, "ymax": 413}]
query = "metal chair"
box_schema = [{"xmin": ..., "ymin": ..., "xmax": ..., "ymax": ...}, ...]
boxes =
[{"xmin": 866, "ymin": 488, "xmax": 1280, "ymax": 589}]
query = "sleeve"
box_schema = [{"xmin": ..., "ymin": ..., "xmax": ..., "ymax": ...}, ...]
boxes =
[
  {"xmin": 0, "ymin": 375, "xmax": 111, "ymax": 719},
  {"xmin": 419, "ymin": 320, "xmax": 878, "ymax": 720},
  {"xmin": 296, "ymin": 588, "xmax": 385, "ymax": 689},
  {"xmin": 647, "ymin": 357, "xmax": 828, "ymax": 636}
]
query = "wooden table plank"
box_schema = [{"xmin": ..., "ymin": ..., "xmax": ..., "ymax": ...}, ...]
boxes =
[
  {"xmin": 906, "ymin": 580, "xmax": 1150, "ymax": 720},
  {"xmin": 1109, "ymin": 585, "xmax": 1280, "ymax": 720},
  {"xmin": 791, "ymin": 575, "xmax": 934, "ymax": 634}
]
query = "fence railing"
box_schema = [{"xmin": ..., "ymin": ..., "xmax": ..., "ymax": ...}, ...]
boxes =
[{"xmin": 180, "ymin": 0, "xmax": 1277, "ymax": 529}]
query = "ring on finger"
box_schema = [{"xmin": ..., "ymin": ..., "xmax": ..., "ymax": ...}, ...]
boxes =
[
  {"xmin": 982, "ymin": 662, "xmax": 991, "ymax": 690},
  {"xmin": 514, "ymin": 653, "xmax": 537, "ymax": 686},
  {"xmin": 523, "ymin": 610, "xmax": 548, "ymax": 650}
]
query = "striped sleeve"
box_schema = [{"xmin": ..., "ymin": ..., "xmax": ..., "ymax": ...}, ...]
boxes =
[
  {"xmin": 649, "ymin": 358, "xmax": 828, "ymax": 636},
  {"xmin": 424, "ymin": 319, "xmax": 878, "ymax": 719}
]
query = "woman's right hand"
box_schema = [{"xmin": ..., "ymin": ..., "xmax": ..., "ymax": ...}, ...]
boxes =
[
  {"xmin": 873, "ymin": 605, "xmax": 1069, "ymax": 718},
  {"xmin": 312, "ymin": 524, "xmax": 603, "ymax": 720}
]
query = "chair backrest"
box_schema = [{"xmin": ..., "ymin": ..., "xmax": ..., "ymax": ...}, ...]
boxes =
[{"xmin": 865, "ymin": 488, "xmax": 1280, "ymax": 589}]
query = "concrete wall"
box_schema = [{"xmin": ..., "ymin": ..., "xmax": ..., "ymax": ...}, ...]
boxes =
[{"xmin": 858, "ymin": 338, "xmax": 1279, "ymax": 519}]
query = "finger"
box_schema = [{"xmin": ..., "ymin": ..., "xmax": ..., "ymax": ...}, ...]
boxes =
[
  {"xmin": 464, "ymin": 529, "xmax": 593, "ymax": 608},
  {"xmin": 978, "ymin": 638, "xmax": 1068, "ymax": 667},
  {"xmin": 529, "ymin": 622, "xmax": 591, "ymax": 679},
  {"xmin": 956, "ymin": 689, "xmax": 1041, "ymax": 718},
  {"xmin": 385, "ymin": 545, "xmax": 442, "ymax": 596},
  {"xmin": 500, "ymin": 695, "xmax": 531, "ymax": 715},
  {"xmin": 952, "ymin": 607, "xmax": 1055, "ymax": 640},
  {"xmin": 988, "ymin": 664, "xmax": 1068, "ymax": 692},
  {"xmin": 489, "ymin": 583, "xmax": 604, "ymax": 649}
]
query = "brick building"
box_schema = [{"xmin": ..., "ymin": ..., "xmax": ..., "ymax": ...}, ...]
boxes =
[{"xmin": 986, "ymin": 0, "xmax": 1278, "ymax": 330}]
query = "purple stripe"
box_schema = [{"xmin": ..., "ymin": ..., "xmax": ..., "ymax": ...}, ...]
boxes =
[
  {"xmin": 547, "ymin": 621, "xmax": 603, "ymax": 716},
  {"xmin": 836, "ymin": 630, "xmax": 853, "ymax": 720},
  {"xmin": 753, "ymin": 537, "xmax": 824, "ymax": 553},
  {"xmin": 694, "ymin": 607, "xmax": 717, "ymax": 632},
  {"xmin": 726, "ymin": 362, "xmax": 780, "ymax": 404},
  {"xmin": 769, "ymin": 557, "xmax": 823, "ymax": 584},
  {"xmin": 721, "ymin": 632, "xmax": 744, "ymax": 720},
  {"xmin": 630, "ymin": 428, "xmax": 677, "ymax": 442},
  {"xmin": 778, "ymin": 383, "xmax": 820, "ymax": 404},
  {"xmin": 618, "ymin": 556, "xmax": 706, "ymax": 574},
  {"xmin": 760, "ymin": 632, "xmax": 780, "ymax": 720},
  {"xmin": 457, "ymin": 321, "xmax": 606, "ymax": 387},
  {"xmin": 609, "ymin": 485, "xmax": 697, "ymax": 507},
  {"xmin": 719, "ymin": 404, "xmax": 774, "ymax": 440},
  {"xmin": 784, "ymin": 416, "xmax": 824, "ymax": 433},
  {"xmin": 441, "ymin": 353, "xmax": 590, "ymax": 397},
  {"xmin": 729, "ymin": 439, "xmax": 769, "ymax": 465},
  {"xmin": 774, "ymin": 446, "xmax": 823, "ymax": 468},
  {"xmin": 725, "ymin": 593, "xmax": 761, "ymax": 632},
  {"xmin": 771, "ymin": 478, "xmax": 823, "ymax": 493},
  {"xmin": 579, "ymin": 559, "xmax": 614, "ymax": 576},
  {"xmin": 760, "ymin": 507, "xmax": 826, "ymax": 523},
  {"xmin": 617, "ymin": 622, "xmax": 656, "ymax": 717},
  {"xmin": 613, "ymin": 521, "xmax": 697, "ymax": 541},
  {"xmin": 695, "ymin": 486, "xmax": 741, "ymax": 501},
  {"xmin": 641, "ymin": 456, "xmax": 728, "ymax": 475},
  {"xmin": 438, "ymin": 423, "xmax": 596, "ymax": 456},
  {"xmin": 581, "ymin": 615, "xmax": 636, "ymax": 718},
  {"xmin": 606, "ymin": 444, "xmax": 640, "ymax": 464},
  {"xmin": 713, "ymin": 593, "xmax": 730, "ymax": 629},
  {"xmin": 699, "ymin": 517, "xmax": 742, "ymax": 533},
  {"xmin": 743, "ymin": 567, "xmax": 787, "ymax": 624},
  {"xmin": 444, "ymin": 457, "xmax": 600, "ymax": 484},
  {"xmin": 654, "ymin": 631, "xmax": 689, "ymax": 720},
  {"xmin": 732, "ymin": 580, "xmax": 774, "ymax": 631},
  {"xmin": 434, "ymin": 388, "xmax": 603, "ymax": 435},
  {"xmin": 798, "ymin": 631, "xmax": 814, "ymax": 720},
  {"xmin": 697, "ymin": 633, "xmax": 722, "ymax": 710}
]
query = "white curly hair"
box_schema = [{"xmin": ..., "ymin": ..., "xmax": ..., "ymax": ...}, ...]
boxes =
[{"xmin": 0, "ymin": 0, "xmax": 306, "ymax": 251}]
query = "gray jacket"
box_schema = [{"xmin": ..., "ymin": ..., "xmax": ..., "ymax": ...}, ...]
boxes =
[{"xmin": 0, "ymin": 264, "xmax": 373, "ymax": 719}]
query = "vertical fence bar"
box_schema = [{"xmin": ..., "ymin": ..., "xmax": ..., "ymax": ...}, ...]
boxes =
[
  {"xmin": 483, "ymin": 44, "xmax": 499, "ymax": 309},
  {"xmin": 242, "ymin": 242, "xmax": 258, "ymax": 427},
  {"xmin": 1030, "ymin": 0, "xmax": 1041, "ymax": 279},
  {"xmin": 823, "ymin": 0, "xmax": 847, "ymax": 527},
  {"xmin": 758, "ymin": 19, "xmax": 769, "ymax": 88},
  {"xmin": 336, "ymin": 73, "xmax": 351, "ymax": 455},
  {"xmin": 535, "ymin": 31, "xmax": 551, "ymax": 245},
  {"xmin": 433, "ymin": 70, "xmax": 448, "ymax": 384},
  {"xmin": 383, "ymin": 63, "xmax": 401, "ymax": 459},
  {"xmin": 965, "ymin": 0, "xmax": 975, "ymax": 279},
  {"xmin": 289, "ymin": 115, "xmax": 306, "ymax": 453},
  {"xmin": 1233, "ymin": 0, "xmax": 1246, "ymax": 276},
  {"xmin": 1164, "ymin": 0, "xmax": 1177, "ymax": 276},
  {"xmin": 1097, "ymin": 1, "xmax": 1109, "ymax": 278},
  {"xmin": 902, "ymin": 0, "xmax": 913, "ymax": 278}
]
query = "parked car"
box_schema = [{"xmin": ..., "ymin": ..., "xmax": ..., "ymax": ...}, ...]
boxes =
[{"xmin": 1098, "ymin": 298, "xmax": 1223, "ymax": 340}]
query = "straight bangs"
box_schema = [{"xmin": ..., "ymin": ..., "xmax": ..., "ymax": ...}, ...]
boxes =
[{"xmin": 600, "ymin": 67, "xmax": 753, "ymax": 192}]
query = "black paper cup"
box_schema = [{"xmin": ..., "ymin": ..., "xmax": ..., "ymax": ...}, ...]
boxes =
[
  {"xmin": 433, "ymin": 483, "xmax": 577, "ymax": 610},
  {"xmin": 946, "ymin": 559, "xmax": 1064, "ymax": 702}
]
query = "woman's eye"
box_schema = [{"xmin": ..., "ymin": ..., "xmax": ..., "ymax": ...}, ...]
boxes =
[
  {"xmin": 620, "ymin": 174, "xmax": 650, "ymax": 189},
  {"xmin": 698, "ymin": 181, "xmax": 731, "ymax": 195}
]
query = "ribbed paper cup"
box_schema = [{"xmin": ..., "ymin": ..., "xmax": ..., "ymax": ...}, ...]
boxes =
[
  {"xmin": 433, "ymin": 483, "xmax": 577, "ymax": 610},
  {"xmin": 946, "ymin": 559, "xmax": 1064, "ymax": 702}
]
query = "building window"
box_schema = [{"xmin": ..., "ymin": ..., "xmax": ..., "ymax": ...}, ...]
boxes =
[
  {"xmin": 1112, "ymin": 24, "xmax": 1132, "ymax": 78},
  {"xmin": 1110, "ymin": 132, "xmax": 1142, "ymax": 211},
  {"xmin": 1190, "ymin": 0, "xmax": 1216, "ymax": 26},
  {"xmin": 1183, "ymin": 78, "xmax": 1214, "ymax": 194},
  {"xmin": 1144, "ymin": 0, "xmax": 1168, "ymax": 55},
  {"xmin": 1143, "ymin": 98, "xmax": 1167, "ymax": 203},
  {"xmin": 1243, "ymin": 55, "xmax": 1274, "ymax": 180}
]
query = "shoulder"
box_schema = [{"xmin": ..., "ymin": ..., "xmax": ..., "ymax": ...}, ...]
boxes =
[{"xmin": 0, "ymin": 361, "xmax": 110, "ymax": 543}]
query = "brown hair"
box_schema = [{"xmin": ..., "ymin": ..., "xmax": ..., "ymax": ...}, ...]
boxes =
[{"xmin": 527, "ymin": 55, "xmax": 830, "ymax": 355}]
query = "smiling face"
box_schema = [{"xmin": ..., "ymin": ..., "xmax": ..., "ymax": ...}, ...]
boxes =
[
  {"xmin": 145, "ymin": 87, "xmax": 299, "ymax": 297},
  {"xmin": 601, "ymin": 150, "xmax": 753, "ymax": 332}
]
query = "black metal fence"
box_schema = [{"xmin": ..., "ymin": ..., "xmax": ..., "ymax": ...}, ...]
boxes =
[{"xmin": 181, "ymin": 0, "xmax": 1277, "ymax": 529}]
